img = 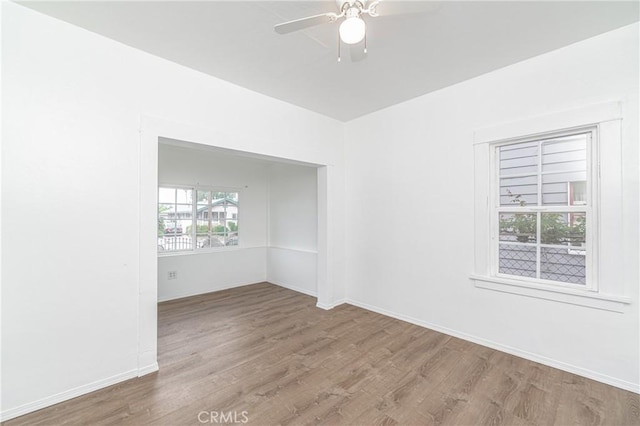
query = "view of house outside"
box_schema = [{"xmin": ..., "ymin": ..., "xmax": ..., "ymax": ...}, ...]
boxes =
[{"xmin": 158, "ymin": 187, "xmax": 239, "ymax": 252}]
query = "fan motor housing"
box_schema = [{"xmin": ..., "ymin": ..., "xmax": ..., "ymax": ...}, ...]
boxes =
[{"xmin": 338, "ymin": 0, "xmax": 365, "ymax": 13}]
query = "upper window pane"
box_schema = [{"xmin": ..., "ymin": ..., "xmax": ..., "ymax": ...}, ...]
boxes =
[
  {"xmin": 541, "ymin": 134, "xmax": 587, "ymax": 173},
  {"xmin": 175, "ymin": 188, "xmax": 193, "ymax": 204},
  {"xmin": 158, "ymin": 187, "xmax": 175, "ymax": 204},
  {"xmin": 499, "ymin": 141, "xmax": 538, "ymax": 176},
  {"xmin": 542, "ymin": 171, "xmax": 587, "ymax": 206},
  {"xmin": 499, "ymin": 133, "xmax": 589, "ymax": 208},
  {"xmin": 499, "ymin": 142, "xmax": 539, "ymax": 206},
  {"xmin": 500, "ymin": 175, "xmax": 538, "ymax": 206}
]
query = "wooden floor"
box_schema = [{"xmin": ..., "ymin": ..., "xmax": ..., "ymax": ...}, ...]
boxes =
[{"xmin": 5, "ymin": 282, "xmax": 639, "ymax": 425}]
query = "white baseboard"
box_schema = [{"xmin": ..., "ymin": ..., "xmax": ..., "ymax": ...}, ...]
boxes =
[
  {"xmin": 346, "ymin": 298, "xmax": 640, "ymax": 394},
  {"xmin": 138, "ymin": 362, "xmax": 159, "ymax": 377},
  {"xmin": 0, "ymin": 368, "xmax": 140, "ymax": 422},
  {"xmin": 269, "ymin": 280, "xmax": 317, "ymax": 298},
  {"xmin": 158, "ymin": 281, "xmax": 260, "ymax": 303},
  {"xmin": 316, "ymin": 298, "xmax": 346, "ymax": 310}
]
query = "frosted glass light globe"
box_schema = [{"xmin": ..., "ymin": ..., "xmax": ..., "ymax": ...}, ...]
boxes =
[{"xmin": 339, "ymin": 17, "xmax": 366, "ymax": 44}]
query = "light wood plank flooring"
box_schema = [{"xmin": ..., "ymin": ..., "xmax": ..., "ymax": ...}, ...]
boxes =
[{"xmin": 5, "ymin": 282, "xmax": 639, "ymax": 425}]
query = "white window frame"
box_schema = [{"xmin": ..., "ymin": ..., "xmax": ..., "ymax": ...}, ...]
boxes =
[
  {"xmin": 470, "ymin": 101, "xmax": 631, "ymax": 312},
  {"xmin": 158, "ymin": 184, "xmax": 241, "ymax": 256},
  {"xmin": 489, "ymin": 127, "xmax": 597, "ymax": 291}
]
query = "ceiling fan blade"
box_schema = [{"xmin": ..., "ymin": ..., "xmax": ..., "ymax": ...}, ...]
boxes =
[
  {"xmin": 369, "ymin": 0, "xmax": 440, "ymax": 17},
  {"xmin": 274, "ymin": 13, "xmax": 338, "ymax": 34},
  {"xmin": 349, "ymin": 43, "xmax": 367, "ymax": 62}
]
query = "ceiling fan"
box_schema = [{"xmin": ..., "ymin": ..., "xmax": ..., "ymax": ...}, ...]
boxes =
[{"xmin": 274, "ymin": 0, "xmax": 438, "ymax": 62}]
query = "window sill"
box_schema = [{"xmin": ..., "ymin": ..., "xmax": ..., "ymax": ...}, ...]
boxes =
[
  {"xmin": 469, "ymin": 274, "xmax": 631, "ymax": 313},
  {"xmin": 158, "ymin": 245, "xmax": 262, "ymax": 257}
]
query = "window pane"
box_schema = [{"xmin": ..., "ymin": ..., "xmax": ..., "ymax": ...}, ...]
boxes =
[
  {"xmin": 175, "ymin": 203, "xmax": 192, "ymax": 218},
  {"xmin": 542, "ymin": 172, "xmax": 587, "ymax": 206},
  {"xmin": 541, "ymin": 134, "xmax": 587, "ymax": 173},
  {"xmin": 540, "ymin": 213, "xmax": 568, "ymax": 245},
  {"xmin": 158, "ymin": 187, "xmax": 175, "ymax": 204},
  {"xmin": 195, "ymin": 220, "xmax": 210, "ymax": 233},
  {"xmin": 196, "ymin": 234, "xmax": 225, "ymax": 248},
  {"xmin": 500, "ymin": 175, "xmax": 538, "ymax": 206},
  {"xmin": 499, "ymin": 213, "xmax": 537, "ymax": 243},
  {"xmin": 568, "ymin": 213, "xmax": 586, "ymax": 247},
  {"xmin": 570, "ymin": 181, "xmax": 587, "ymax": 205},
  {"xmin": 540, "ymin": 212, "xmax": 586, "ymax": 246},
  {"xmin": 541, "ymin": 182, "xmax": 568, "ymax": 206},
  {"xmin": 499, "ymin": 142, "xmax": 538, "ymax": 176},
  {"xmin": 499, "ymin": 244, "xmax": 536, "ymax": 278},
  {"xmin": 540, "ymin": 247, "xmax": 586, "ymax": 284},
  {"xmin": 197, "ymin": 190, "xmax": 210, "ymax": 205},
  {"xmin": 159, "ymin": 235, "xmax": 193, "ymax": 251},
  {"xmin": 212, "ymin": 225, "xmax": 227, "ymax": 239},
  {"xmin": 158, "ymin": 203, "xmax": 175, "ymax": 217},
  {"xmin": 175, "ymin": 188, "xmax": 193, "ymax": 204}
]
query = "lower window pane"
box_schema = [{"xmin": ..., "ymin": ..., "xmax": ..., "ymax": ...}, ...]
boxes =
[
  {"xmin": 158, "ymin": 235, "xmax": 193, "ymax": 251},
  {"xmin": 499, "ymin": 244, "xmax": 536, "ymax": 278},
  {"xmin": 196, "ymin": 234, "xmax": 225, "ymax": 249},
  {"xmin": 540, "ymin": 247, "xmax": 586, "ymax": 284},
  {"xmin": 499, "ymin": 213, "xmax": 537, "ymax": 243}
]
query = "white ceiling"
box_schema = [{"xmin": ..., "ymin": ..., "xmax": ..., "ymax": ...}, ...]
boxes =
[{"xmin": 20, "ymin": 1, "xmax": 640, "ymax": 121}]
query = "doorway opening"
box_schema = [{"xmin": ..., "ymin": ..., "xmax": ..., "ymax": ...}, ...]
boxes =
[{"xmin": 138, "ymin": 120, "xmax": 330, "ymax": 375}]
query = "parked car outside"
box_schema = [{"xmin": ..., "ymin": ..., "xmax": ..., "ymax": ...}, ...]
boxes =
[{"xmin": 164, "ymin": 222, "xmax": 183, "ymax": 235}]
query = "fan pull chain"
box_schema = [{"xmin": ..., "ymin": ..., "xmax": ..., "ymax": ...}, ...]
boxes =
[
  {"xmin": 364, "ymin": 34, "xmax": 367, "ymax": 54},
  {"xmin": 337, "ymin": 32, "xmax": 341, "ymax": 62}
]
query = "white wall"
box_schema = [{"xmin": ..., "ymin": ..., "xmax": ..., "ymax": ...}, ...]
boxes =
[
  {"xmin": 157, "ymin": 143, "xmax": 269, "ymax": 301},
  {"xmin": 267, "ymin": 163, "xmax": 318, "ymax": 296},
  {"xmin": 1, "ymin": 3, "xmax": 345, "ymax": 420},
  {"xmin": 344, "ymin": 23, "xmax": 639, "ymax": 391}
]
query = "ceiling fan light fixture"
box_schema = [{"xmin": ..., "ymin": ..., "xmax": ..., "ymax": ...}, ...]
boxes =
[{"xmin": 339, "ymin": 16, "xmax": 366, "ymax": 44}]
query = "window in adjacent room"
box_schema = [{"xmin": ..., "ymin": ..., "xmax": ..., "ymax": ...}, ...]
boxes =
[
  {"xmin": 158, "ymin": 186, "xmax": 239, "ymax": 253},
  {"xmin": 494, "ymin": 128, "xmax": 595, "ymax": 288},
  {"xmin": 195, "ymin": 190, "xmax": 239, "ymax": 249}
]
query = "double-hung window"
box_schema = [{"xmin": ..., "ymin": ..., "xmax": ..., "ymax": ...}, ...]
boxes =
[
  {"xmin": 158, "ymin": 186, "xmax": 240, "ymax": 253},
  {"xmin": 472, "ymin": 102, "xmax": 630, "ymax": 312},
  {"xmin": 493, "ymin": 128, "xmax": 595, "ymax": 288}
]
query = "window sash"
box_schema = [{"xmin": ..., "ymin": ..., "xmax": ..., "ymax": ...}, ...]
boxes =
[{"xmin": 490, "ymin": 127, "xmax": 597, "ymax": 291}]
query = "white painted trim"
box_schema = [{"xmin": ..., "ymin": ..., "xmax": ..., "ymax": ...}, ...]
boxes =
[
  {"xmin": 474, "ymin": 101, "xmax": 622, "ymax": 145},
  {"xmin": 0, "ymin": 369, "xmax": 139, "ymax": 422},
  {"xmin": 138, "ymin": 362, "xmax": 160, "ymax": 377},
  {"xmin": 345, "ymin": 298, "xmax": 640, "ymax": 394},
  {"xmin": 158, "ymin": 245, "xmax": 267, "ymax": 258},
  {"xmin": 268, "ymin": 245, "xmax": 318, "ymax": 254},
  {"xmin": 316, "ymin": 298, "xmax": 346, "ymax": 310},
  {"xmin": 470, "ymin": 274, "xmax": 631, "ymax": 313},
  {"xmin": 269, "ymin": 280, "xmax": 318, "ymax": 298}
]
